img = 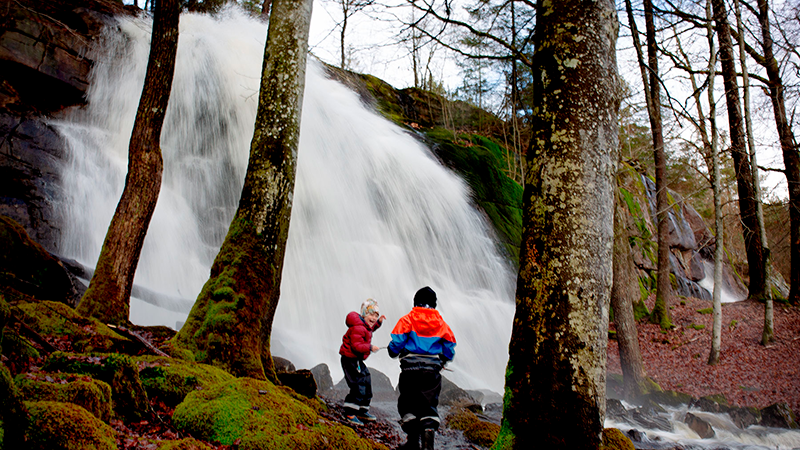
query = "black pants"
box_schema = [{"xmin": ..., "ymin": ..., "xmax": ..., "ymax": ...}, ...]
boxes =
[
  {"xmin": 397, "ymin": 368, "xmax": 442, "ymax": 433},
  {"xmin": 341, "ymin": 356, "xmax": 372, "ymax": 415}
]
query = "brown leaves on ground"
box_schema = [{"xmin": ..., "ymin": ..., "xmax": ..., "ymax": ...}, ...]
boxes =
[{"xmin": 608, "ymin": 296, "xmax": 800, "ymax": 414}]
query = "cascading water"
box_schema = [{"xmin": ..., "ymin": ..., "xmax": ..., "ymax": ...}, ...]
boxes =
[{"xmin": 53, "ymin": 8, "xmax": 516, "ymax": 393}]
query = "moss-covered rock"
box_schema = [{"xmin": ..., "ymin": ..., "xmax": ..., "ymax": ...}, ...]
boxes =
[
  {"xmin": 42, "ymin": 352, "xmax": 149, "ymax": 422},
  {"xmin": 640, "ymin": 389, "xmax": 693, "ymax": 407},
  {"xmin": 14, "ymin": 300, "xmax": 132, "ymax": 353},
  {"xmin": 156, "ymin": 438, "xmax": 215, "ymax": 449},
  {"xmin": 135, "ymin": 355, "xmax": 233, "ymax": 407},
  {"xmin": 445, "ymin": 407, "xmax": 500, "ymax": 447},
  {"xmin": 601, "ymin": 428, "xmax": 635, "ymax": 450},
  {"xmin": 0, "ymin": 363, "xmax": 28, "ymax": 449},
  {"xmin": 173, "ymin": 377, "xmax": 384, "ymax": 449},
  {"xmin": 24, "ymin": 400, "xmax": 116, "ymax": 450},
  {"xmin": 14, "ymin": 372, "xmax": 112, "ymax": 422}
]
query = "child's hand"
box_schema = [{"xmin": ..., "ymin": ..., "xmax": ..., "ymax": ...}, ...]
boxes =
[
  {"xmin": 378, "ymin": 315, "xmax": 386, "ymax": 323},
  {"xmin": 371, "ymin": 345, "xmax": 380, "ymax": 353}
]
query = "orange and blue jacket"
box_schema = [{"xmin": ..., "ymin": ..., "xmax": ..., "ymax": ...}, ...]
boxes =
[{"xmin": 387, "ymin": 307, "xmax": 456, "ymax": 363}]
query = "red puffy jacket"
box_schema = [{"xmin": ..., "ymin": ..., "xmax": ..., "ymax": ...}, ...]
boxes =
[{"xmin": 339, "ymin": 311, "xmax": 381, "ymax": 360}]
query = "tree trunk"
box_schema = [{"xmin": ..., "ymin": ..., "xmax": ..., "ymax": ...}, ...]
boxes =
[
  {"xmin": 77, "ymin": 0, "xmax": 179, "ymax": 325},
  {"xmin": 170, "ymin": 0, "xmax": 313, "ymax": 381},
  {"xmin": 706, "ymin": 0, "xmax": 723, "ymax": 365},
  {"xmin": 755, "ymin": 0, "xmax": 800, "ymax": 307},
  {"xmin": 496, "ymin": 0, "xmax": 620, "ymax": 447},
  {"xmin": 643, "ymin": 0, "xmax": 673, "ymax": 329},
  {"xmin": 733, "ymin": 0, "xmax": 774, "ymax": 343},
  {"xmin": 612, "ymin": 189, "xmax": 647, "ymax": 399},
  {"xmin": 711, "ymin": 0, "xmax": 767, "ymax": 301}
]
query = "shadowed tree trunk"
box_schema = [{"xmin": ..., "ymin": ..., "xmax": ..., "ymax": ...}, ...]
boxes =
[
  {"xmin": 495, "ymin": 0, "xmax": 620, "ymax": 447},
  {"xmin": 612, "ymin": 190, "xmax": 647, "ymax": 399},
  {"xmin": 77, "ymin": 0, "xmax": 179, "ymax": 325},
  {"xmin": 169, "ymin": 0, "xmax": 313, "ymax": 381},
  {"xmin": 753, "ymin": 0, "xmax": 800, "ymax": 307},
  {"xmin": 711, "ymin": 0, "xmax": 767, "ymax": 301}
]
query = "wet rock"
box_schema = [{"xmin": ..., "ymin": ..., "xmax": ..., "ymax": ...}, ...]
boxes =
[
  {"xmin": 439, "ymin": 376, "xmax": 480, "ymax": 411},
  {"xmin": 728, "ymin": 406, "xmax": 761, "ymax": 429},
  {"xmin": 640, "ymin": 389, "xmax": 695, "ymax": 408},
  {"xmin": 607, "ymin": 398, "xmax": 628, "ymax": 420},
  {"xmin": 760, "ymin": 402, "xmax": 798, "ymax": 429},
  {"xmin": 273, "ymin": 356, "xmax": 296, "ymax": 373},
  {"xmin": 626, "ymin": 428, "xmax": 645, "ymax": 442},
  {"xmin": 685, "ymin": 412, "xmax": 715, "ymax": 439},
  {"xmin": 630, "ymin": 408, "xmax": 673, "ymax": 432},
  {"xmin": 369, "ymin": 366, "xmax": 397, "ymax": 401},
  {"xmin": 689, "ymin": 394, "xmax": 730, "ymax": 413},
  {"xmin": 310, "ymin": 363, "xmax": 333, "ymax": 393}
]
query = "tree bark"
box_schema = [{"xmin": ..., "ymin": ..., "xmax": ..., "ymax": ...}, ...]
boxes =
[
  {"xmin": 496, "ymin": 0, "xmax": 620, "ymax": 447},
  {"xmin": 754, "ymin": 0, "xmax": 800, "ymax": 307},
  {"xmin": 642, "ymin": 0, "xmax": 674, "ymax": 330},
  {"xmin": 612, "ymin": 189, "xmax": 647, "ymax": 399},
  {"xmin": 170, "ymin": 0, "xmax": 313, "ymax": 381},
  {"xmin": 711, "ymin": 0, "xmax": 767, "ymax": 301},
  {"xmin": 77, "ymin": 0, "xmax": 179, "ymax": 325}
]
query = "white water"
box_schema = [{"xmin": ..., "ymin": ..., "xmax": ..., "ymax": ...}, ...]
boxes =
[{"xmin": 53, "ymin": 8, "xmax": 515, "ymax": 393}]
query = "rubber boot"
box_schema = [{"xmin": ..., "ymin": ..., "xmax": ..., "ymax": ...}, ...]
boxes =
[
  {"xmin": 421, "ymin": 428, "xmax": 434, "ymax": 450},
  {"xmin": 398, "ymin": 431, "xmax": 420, "ymax": 450}
]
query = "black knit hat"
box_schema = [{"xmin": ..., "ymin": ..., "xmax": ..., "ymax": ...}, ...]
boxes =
[{"xmin": 413, "ymin": 286, "xmax": 437, "ymax": 308}]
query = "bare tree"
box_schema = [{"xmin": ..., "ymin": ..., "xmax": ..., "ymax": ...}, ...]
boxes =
[{"xmin": 77, "ymin": 0, "xmax": 180, "ymax": 325}]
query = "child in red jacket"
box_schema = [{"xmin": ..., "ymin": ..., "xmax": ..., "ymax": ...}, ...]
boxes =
[{"xmin": 339, "ymin": 298, "xmax": 385, "ymax": 425}]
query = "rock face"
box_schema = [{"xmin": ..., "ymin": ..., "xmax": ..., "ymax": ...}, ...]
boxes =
[{"xmin": 0, "ymin": 0, "xmax": 132, "ymax": 253}]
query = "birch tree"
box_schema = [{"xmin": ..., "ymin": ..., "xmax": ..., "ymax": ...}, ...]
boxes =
[
  {"xmin": 495, "ymin": 0, "xmax": 620, "ymax": 447},
  {"xmin": 169, "ymin": 0, "xmax": 313, "ymax": 381}
]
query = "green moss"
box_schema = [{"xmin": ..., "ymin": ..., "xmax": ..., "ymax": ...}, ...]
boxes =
[
  {"xmin": 173, "ymin": 377, "xmax": 383, "ymax": 450},
  {"xmin": 687, "ymin": 323, "xmax": 706, "ymax": 330},
  {"xmin": 697, "ymin": 308, "xmax": 713, "ymax": 314},
  {"xmin": 601, "ymin": 428, "xmax": 635, "ymax": 450},
  {"xmin": 423, "ymin": 129, "xmax": 523, "ymax": 265},
  {"xmin": 14, "ymin": 301, "xmax": 129, "ymax": 353},
  {"xmin": 42, "ymin": 352, "xmax": 149, "ymax": 422},
  {"xmin": 24, "ymin": 401, "xmax": 116, "ymax": 450},
  {"xmin": 157, "ymin": 438, "xmax": 215, "ymax": 450},
  {"xmin": 135, "ymin": 356, "xmax": 234, "ymax": 406},
  {"xmin": 445, "ymin": 408, "xmax": 500, "ymax": 447},
  {"xmin": 14, "ymin": 373, "xmax": 112, "ymax": 422}
]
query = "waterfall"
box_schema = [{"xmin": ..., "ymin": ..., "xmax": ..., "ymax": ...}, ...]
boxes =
[{"xmin": 53, "ymin": 7, "xmax": 515, "ymax": 393}]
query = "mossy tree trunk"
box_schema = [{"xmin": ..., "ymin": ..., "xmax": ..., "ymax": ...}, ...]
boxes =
[
  {"xmin": 612, "ymin": 190, "xmax": 647, "ymax": 399},
  {"xmin": 711, "ymin": 0, "xmax": 767, "ymax": 301},
  {"xmin": 170, "ymin": 0, "xmax": 312, "ymax": 381},
  {"xmin": 77, "ymin": 0, "xmax": 179, "ymax": 325},
  {"xmin": 494, "ymin": 0, "xmax": 620, "ymax": 448}
]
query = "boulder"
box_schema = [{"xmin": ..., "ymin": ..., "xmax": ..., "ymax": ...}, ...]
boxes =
[
  {"xmin": 42, "ymin": 352, "xmax": 150, "ymax": 423},
  {"xmin": 24, "ymin": 400, "xmax": 116, "ymax": 450},
  {"xmin": 273, "ymin": 355, "xmax": 296, "ymax": 373},
  {"xmin": 689, "ymin": 394, "xmax": 730, "ymax": 413},
  {"xmin": 310, "ymin": 363, "xmax": 333, "ymax": 393},
  {"xmin": 0, "ymin": 216, "xmax": 80, "ymax": 305},
  {"xmin": 439, "ymin": 376, "xmax": 480, "ymax": 411},
  {"xmin": 760, "ymin": 402, "xmax": 799, "ymax": 429},
  {"xmin": 278, "ymin": 369, "xmax": 317, "ymax": 398},
  {"xmin": 728, "ymin": 406, "xmax": 761, "ymax": 429},
  {"xmin": 14, "ymin": 372, "xmax": 112, "ymax": 422},
  {"xmin": 136, "ymin": 356, "xmax": 233, "ymax": 407},
  {"xmin": 684, "ymin": 412, "xmax": 715, "ymax": 439}
]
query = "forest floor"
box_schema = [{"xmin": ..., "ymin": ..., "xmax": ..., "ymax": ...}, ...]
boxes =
[{"xmin": 607, "ymin": 295, "xmax": 800, "ymax": 414}]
